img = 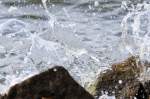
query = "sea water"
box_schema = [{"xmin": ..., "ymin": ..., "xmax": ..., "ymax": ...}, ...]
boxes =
[{"xmin": 0, "ymin": 0, "xmax": 150, "ymax": 97}]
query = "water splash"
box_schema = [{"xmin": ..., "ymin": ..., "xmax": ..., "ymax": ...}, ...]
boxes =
[
  {"xmin": 121, "ymin": 1, "xmax": 150, "ymax": 61},
  {"xmin": 121, "ymin": 1, "xmax": 150, "ymax": 81},
  {"xmin": 0, "ymin": 0, "xmax": 127, "ymax": 95},
  {"xmin": 8, "ymin": 6, "xmax": 18, "ymax": 12},
  {"xmin": 41, "ymin": 0, "xmax": 56, "ymax": 32}
]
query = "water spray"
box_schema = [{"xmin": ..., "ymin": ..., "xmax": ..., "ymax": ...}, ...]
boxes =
[{"xmin": 121, "ymin": 1, "xmax": 150, "ymax": 81}]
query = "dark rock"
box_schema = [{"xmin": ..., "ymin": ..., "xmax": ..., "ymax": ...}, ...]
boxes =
[
  {"xmin": 117, "ymin": 80, "xmax": 148, "ymax": 99},
  {"xmin": 0, "ymin": 66, "xmax": 94, "ymax": 99},
  {"xmin": 144, "ymin": 81, "xmax": 150, "ymax": 95},
  {"xmin": 136, "ymin": 82, "xmax": 148, "ymax": 99}
]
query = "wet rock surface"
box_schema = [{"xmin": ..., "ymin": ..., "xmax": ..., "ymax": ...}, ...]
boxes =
[
  {"xmin": 95, "ymin": 56, "xmax": 150, "ymax": 99},
  {"xmin": 0, "ymin": 66, "xmax": 94, "ymax": 99},
  {"xmin": 95, "ymin": 56, "xmax": 141, "ymax": 96},
  {"xmin": 117, "ymin": 80, "xmax": 148, "ymax": 99}
]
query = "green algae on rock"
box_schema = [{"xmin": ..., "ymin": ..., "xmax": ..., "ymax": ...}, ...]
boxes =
[{"xmin": 0, "ymin": 66, "xmax": 94, "ymax": 99}]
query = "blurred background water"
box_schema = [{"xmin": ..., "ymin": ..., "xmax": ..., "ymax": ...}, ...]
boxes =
[{"xmin": 0, "ymin": 0, "xmax": 150, "ymax": 96}]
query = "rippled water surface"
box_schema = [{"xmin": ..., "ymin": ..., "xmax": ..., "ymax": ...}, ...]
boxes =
[{"xmin": 0, "ymin": 0, "xmax": 150, "ymax": 95}]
